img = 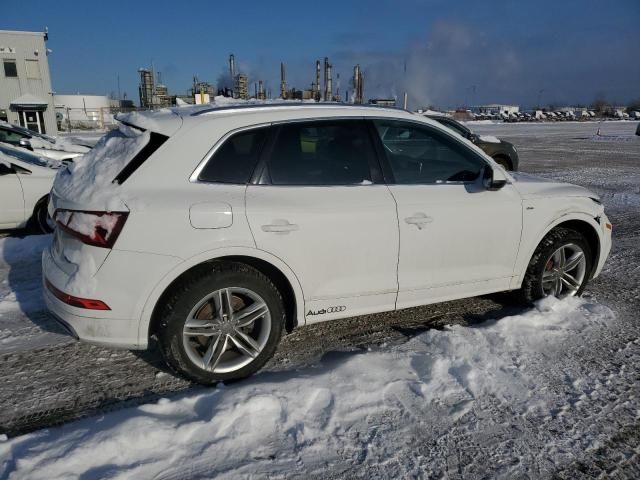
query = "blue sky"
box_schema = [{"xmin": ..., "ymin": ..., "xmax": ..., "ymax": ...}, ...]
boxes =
[{"xmin": 4, "ymin": 0, "xmax": 639, "ymax": 108}]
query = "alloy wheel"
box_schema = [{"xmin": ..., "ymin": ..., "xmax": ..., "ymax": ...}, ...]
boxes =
[
  {"xmin": 541, "ymin": 243, "xmax": 587, "ymax": 298},
  {"xmin": 182, "ymin": 287, "xmax": 271, "ymax": 373}
]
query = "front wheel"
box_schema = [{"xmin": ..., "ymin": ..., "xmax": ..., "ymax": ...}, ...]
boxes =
[
  {"xmin": 518, "ymin": 227, "xmax": 592, "ymax": 304},
  {"xmin": 157, "ymin": 262, "xmax": 285, "ymax": 384}
]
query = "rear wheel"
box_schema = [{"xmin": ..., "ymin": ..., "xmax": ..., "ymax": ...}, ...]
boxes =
[
  {"xmin": 516, "ymin": 227, "xmax": 592, "ymax": 304},
  {"xmin": 157, "ymin": 262, "xmax": 285, "ymax": 384},
  {"xmin": 29, "ymin": 197, "xmax": 54, "ymax": 234}
]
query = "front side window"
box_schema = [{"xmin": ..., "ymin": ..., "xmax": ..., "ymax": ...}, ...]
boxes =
[
  {"xmin": 374, "ymin": 120, "xmax": 485, "ymax": 184},
  {"xmin": 3, "ymin": 60, "xmax": 17, "ymax": 78},
  {"xmin": 266, "ymin": 120, "xmax": 374, "ymax": 185},
  {"xmin": 198, "ymin": 127, "xmax": 267, "ymax": 184}
]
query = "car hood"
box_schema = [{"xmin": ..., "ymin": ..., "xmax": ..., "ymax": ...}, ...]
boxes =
[{"xmin": 510, "ymin": 172, "xmax": 598, "ymax": 200}]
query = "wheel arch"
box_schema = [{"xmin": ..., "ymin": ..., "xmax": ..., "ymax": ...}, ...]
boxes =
[
  {"xmin": 513, "ymin": 213, "xmax": 603, "ymax": 288},
  {"xmin": 491, "ymin": 153, "xmax": 513, "ymax": 171},
  {"xmin": 142, "ymin": 247, "xmax": 305, "ymax": 346}
]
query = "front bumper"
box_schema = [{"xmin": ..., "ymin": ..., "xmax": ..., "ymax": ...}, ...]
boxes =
[{"xmin": 591, "ymin": 212, "xmax": 612, "ymax": 279}]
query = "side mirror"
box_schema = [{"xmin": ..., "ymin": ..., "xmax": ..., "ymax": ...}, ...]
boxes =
[
  {"xmin": 19, "ymin": 138, "xmax": 33, "ymax": 150},
  {"xmin": 469, "ymin": 133, "xmax": 479, "ymax": 143},
  {"xmin": 483, "ymin": 165, "xmax": 508, "ymax": 191}
]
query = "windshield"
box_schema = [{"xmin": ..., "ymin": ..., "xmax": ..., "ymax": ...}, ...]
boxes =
[
  {"xmin": 0, "ymin": 122, "xmax": 56, "ymax": 143},
  {"xmin": 0, "ymin": 143, "xmax": 51, "ymax": 167},
  {"xmin": 434, "ymin": 118, "xmax": 471, "ymax": 138}
]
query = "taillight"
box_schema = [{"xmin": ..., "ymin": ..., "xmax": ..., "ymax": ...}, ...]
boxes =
[
  {"xmin": 54, "ymin": 209, "xmax": 128, "ymax": 248},
  {"xmin": 45, "ymin": 278, "xmax": 111, "ymax": 310}
]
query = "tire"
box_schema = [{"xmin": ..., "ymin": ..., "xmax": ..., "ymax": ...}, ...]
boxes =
[
  {"xmin": 29, "ymin": 197, "xmax": 54, "ymax": 234},
  {"xmin": 156, "ymin": 261, "xmax": 285, "ymax": 384},
  {"xmin": 515, "ymin": 227, "xmax": 593, "ymax": 304}
]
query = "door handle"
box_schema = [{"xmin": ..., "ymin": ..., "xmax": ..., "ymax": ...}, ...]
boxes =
[
  {"xmin": 405, "ymin": 213, "xmax": 433, "ymax": 229},
  {"xmin": 261, "ymin": 220, "xmax": 299, "ymax": 234}
]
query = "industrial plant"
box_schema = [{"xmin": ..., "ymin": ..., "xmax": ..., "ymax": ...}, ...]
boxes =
[{"xmin": 136, "ymin": 54, "xmax": 369, "ymax": 108}]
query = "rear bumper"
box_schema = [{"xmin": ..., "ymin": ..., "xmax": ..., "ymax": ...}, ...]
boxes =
[
  {"xmin": 42, "ymin": 242, "xmax": 181, "ymax": 349},
  {"xmin": 43, "ymin": 274, "xmax": 144, "ymax": 349}
]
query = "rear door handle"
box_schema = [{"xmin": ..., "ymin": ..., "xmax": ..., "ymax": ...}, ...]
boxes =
[
  {"xmin": 261, "ymin": 220, "xmax": 299, "ymax": 234},
  {"xmin": 405, "ymin": 213, "xmax": 433, "ymax": 230}
]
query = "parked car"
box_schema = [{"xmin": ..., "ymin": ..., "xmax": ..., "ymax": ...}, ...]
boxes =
[
  {"xmin": 0, "ymin": 121, "xmax": 90, "ymax": 162},
  {"xmin": 43, "ymin": 103, "xmax": 612, "ymax": 384},
  {"xmin": 0, "ymin": 142, "xmax": 59, "ymax": 232},
  {"xmin": 425, "ymin": 115, "xmax": 519, "ymax": 170}
]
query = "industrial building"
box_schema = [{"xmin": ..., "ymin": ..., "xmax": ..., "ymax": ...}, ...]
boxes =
[
  {"xmin": 0, "ymin": 29, "xmax": 57, "ymax": 134},
  {"xmin": 138, "ymin": 68, "xmax": 173, "ymax": 108}
]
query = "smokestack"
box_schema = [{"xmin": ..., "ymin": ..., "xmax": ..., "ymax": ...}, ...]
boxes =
[
  {"xmin": 315, "ymin": 60, "xmax": 321, "ymax": 101},
  {"xmin": 326, "ymin": 64, "xmax": 333, "ymax": 101},
  {"xmin": 323, "ymin": 57, "xmax": 329, "ymax": 101},
  {"xmin": 280, "ymin": 62, "xmax": 286, "ymax": 99},
  {"xmin": 353, "ymin": 64, "xmax": 364, "ymax": 104},
  {"xmin": 258, "ymin": 80, "xmax": 264, "ymax": 100},
  {"xmin": 403, "ymin": 92, "xmax": 408, "ymax": 110},
  {"xmin": 229, "ymin": 54, "xmax": 236, "ymax": 81},
  {"xmin": 254, "ymin": 82, "xmax": 258, "ymax": 98},
  {"xmin": 336, "ymin": 73, "xmax": 340, "ymax": 100}
]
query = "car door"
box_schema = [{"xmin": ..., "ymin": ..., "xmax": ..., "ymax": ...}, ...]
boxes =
[
  {"xmin": 246, "ymin": 119, "xmax": 399, "ymax": 322},
  {"xmin": 0, "ymin": 162, "xmax": 25, "ymax": 228},
  {"xmin": 371, "ymin": 119, "xmax": 522, "ymax": 309}
]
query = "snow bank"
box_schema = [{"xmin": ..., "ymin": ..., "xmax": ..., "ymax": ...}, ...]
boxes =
[
  {"xmin": 52, "ymin": 125, "xmax": 150, "ymax": 211},
  {"xmin": 0, "ymin": 296, "xmax": 615, "ymax": 479}
]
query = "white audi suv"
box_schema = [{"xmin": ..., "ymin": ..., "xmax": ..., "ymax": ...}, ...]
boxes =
[{"xmin": 43, "ymin": 104, "xmax": 612, "ymax": 383}]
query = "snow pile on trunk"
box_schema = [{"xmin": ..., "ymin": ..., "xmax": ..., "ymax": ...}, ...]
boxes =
[
  {"xmin": 52, "ymin": 125, "xmax": 150, "ymax": 211},
  {"xmin": 0, "ymin": 296, "xmax": 615, "ymax": 479}
]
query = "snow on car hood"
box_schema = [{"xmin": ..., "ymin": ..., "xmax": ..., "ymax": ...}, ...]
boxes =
[
  {"xmin": 510, "ymin": 172, "xmax": 597, "ymax": 200},
  {"xmin": 478, "ymin": 134, "xmax": 501, "ymax": 144},
  {"xmin": 52, "ymin": 125, "xmax": 150, "ymax": 211}
]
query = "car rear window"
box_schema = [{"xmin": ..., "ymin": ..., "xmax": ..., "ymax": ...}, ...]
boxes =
[{"xmin": 198, "ymin": 128, "xmax": 267, "ymax": 184}]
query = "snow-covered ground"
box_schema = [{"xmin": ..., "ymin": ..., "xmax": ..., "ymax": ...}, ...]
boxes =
[
  {"xmin": 0, "ymin": 121, "xmax": 638, "ymax": 478},
  {"xmin": 1, "ymin": 297, "xmax": 628, "ymax": 480}
]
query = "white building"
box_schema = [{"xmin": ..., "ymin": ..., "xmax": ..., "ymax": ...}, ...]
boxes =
[
  {"xmin": 0, "ymin": 29, "xmax": 57, "ymax": 134},
  {"xmin": 54, "ymin": 94, "xmax": 119, "ymax": 130},
  {"xmin": 472, "ymin": 104, "xmax": 520, "ymax": 116}
]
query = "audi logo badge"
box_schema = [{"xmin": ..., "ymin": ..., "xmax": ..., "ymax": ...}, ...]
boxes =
[{"xmin": 307, "ymin": 306, "xmax": 347, "ymax": 316}]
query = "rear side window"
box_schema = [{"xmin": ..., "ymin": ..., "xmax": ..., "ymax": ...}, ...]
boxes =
[
  {"xmin": 266, "ymin": 120, "xmax": 375, "ymax": 185},
  {"xmin": 198, "ymin": 128, "xmax": 267, "ymax": 184}
]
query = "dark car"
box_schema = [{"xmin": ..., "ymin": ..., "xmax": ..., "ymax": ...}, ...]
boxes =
[{"xmin": 426, "ymin": 115, "xmax": 519, "ymax": 171}]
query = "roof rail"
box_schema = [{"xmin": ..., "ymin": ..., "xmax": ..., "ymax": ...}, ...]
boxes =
[{"xmin": 190, "ymin": 102, "xmax": 409, "ymax": 117}]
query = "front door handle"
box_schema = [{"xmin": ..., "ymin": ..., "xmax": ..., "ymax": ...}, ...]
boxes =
[
  {"xmin": 405, "ymin": 213, "xmax": 433, "ymax": 230},
  {"xmin": 261, "ymin": 220, "xmax": 299, "ymax": 234}
]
